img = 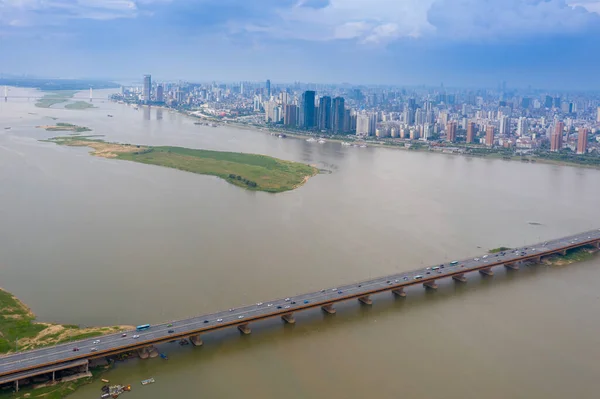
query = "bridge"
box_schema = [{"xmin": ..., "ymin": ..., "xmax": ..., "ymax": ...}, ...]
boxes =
[{"xmin": 1, "ymin": 229, "xmax": 600, "ymax": 390}]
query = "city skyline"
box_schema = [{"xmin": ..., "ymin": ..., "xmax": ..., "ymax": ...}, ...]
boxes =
[{"xmin": 2, "ymin": 0, "xmax": 600, "ymax": 89}]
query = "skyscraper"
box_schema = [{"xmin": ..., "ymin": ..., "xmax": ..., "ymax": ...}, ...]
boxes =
[
  {"xmin": 356, "ymin": 112, "xmax": 369, "ymax": 135},
  {"xmin": 317, "ymin": 96, "xmax": 332, "ymax": 131},
  {"xmin": 499, "ymin": 115, "xmax": 510, "ymax": 135},
  {"xmin": 485, "ymin": 126, "xmax": 495, "ymax": 146},
  {"xmin": 300, "ymin": 91, "xmax": 316, "ymax": 129},
  {"xmin": 332, "ymin": 97, "xmax": 345, "ymax": 133},
  {"xmin": 156, "ymin": 84, "xmax": 164, "ymax": 103},
  {"xmin": 446, "ymin": 121, "xmax": 457, "ymax": 142},
  {"xmin": 577, "ymin": 128, "xmax": 588, "ymax": 155},
  {"xmin": 597, "ymin": 106, "xmax": 600, "ymax": 123},
  {"xmin": 466, "ymin": 122, "xmax": 475, "ymax": 144},
  {"xmin": 551, "ymin": 121, "xmax": 564, "ymax": 152},
  {"xmin": 266, "ymin": 79, "xmax": 271, "ymax": 98},
  {"xmin": 517, "ymin": 117, "xmax": 527, "ymax": 136},
  {"xmin": 284, "ymin": 104, "xmax": 297, "ymax": 127},
  {"xmin": 143, "ymin": 74, "xmax": 151, "ymax": 103}
]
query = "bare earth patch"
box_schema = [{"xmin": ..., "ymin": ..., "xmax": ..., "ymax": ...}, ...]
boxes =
[{"xmin": 62, "ymin": 140, "xmax": 148, "ymax": 159}]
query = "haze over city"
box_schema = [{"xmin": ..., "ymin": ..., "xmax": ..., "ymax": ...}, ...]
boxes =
[{"xmin": 2, "ymin": 0, "xmax": 600, "ymax": 88}]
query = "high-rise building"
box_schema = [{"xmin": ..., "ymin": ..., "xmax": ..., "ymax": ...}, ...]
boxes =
[
  {"xmin": 266, "ymin": 79, "xmax": 271, "ymax": 98},
  {"xmin": 368, "ymin": 113, "xmax": 377, "ymax": 136},
  {"xmin": 300, "ymin": 91, "xmax": 315, "ymax": 129},
  {"xmin": 597, "ymin": 106, "xmax": 600, "ymax": 123},
  {"xmin": 284, "ymin": 104, "xmax": 297, "ymax": 127},
  {"xmin": 332, "ymin": 97, "xmax": 345, "ymax": 134},
  {"xmin": 499, "ymin": 115, "xmax": 510, "ymax": 135},
  {"xmin": 551, "ymin": 121, "xmax": 564, "ymax": 152},
  {"xmin": 415, "ymin": 108, "xmax": 425, "ymax": 125},
  {"xmin": 446, "ymin": 121, "xmax": 457, "ymax": 142},
  {"xmin": 356, "ymin": 112, "xmax": 370, "ymax": 135},
  {"xmin": 517, "ymin": 117, "xmax": 528, "ymax": 136},
  {"xmin": 156, "ymin": 84, "xmax": 164, "ymax": 103},
  {"xmin": 143, "ymin": 74, "xmax": 151, "ymax": 103},
  {"xmin": 317, "ymin": 96, "xmax": 332, "ymax": 131},
  {"xmin": 466, "ymin": 122, "xmax": 475, "ymax": 143},
  {"xmin": 544, "ymin": 95, "xmax": 553, "ymax": 108},
  {"xmin": 577, "ymin": 128, "xmax": 588, "ymax": 155},
  {"xmin": 485, "ymin": 126, "xmax": 495, "ymax": 146}
]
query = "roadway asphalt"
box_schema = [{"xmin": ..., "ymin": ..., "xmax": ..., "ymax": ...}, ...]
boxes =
[{"xmin": 1, "ymin": 229, "xmax": 599, "ymax": 378}]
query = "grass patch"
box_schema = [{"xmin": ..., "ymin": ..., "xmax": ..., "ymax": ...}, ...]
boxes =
[
  {"xmin": 65, "ymin": 101, "xmax": 95, "ymax": 110},
  {"xmin": 45, "ymin": 137, "xmax": 318, "ymax": 193},
  {"xmin": 489, "ymin": 247, "xmax": 511, "ymax": 253},
  {"xmin": 0, "ymin": 288, "xmax": 130, "ymax": 355}
]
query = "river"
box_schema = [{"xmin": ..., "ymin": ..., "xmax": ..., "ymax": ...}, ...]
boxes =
[{"xmin": 1, "ymin": 87, "xmax": 600, "ymax": 399}]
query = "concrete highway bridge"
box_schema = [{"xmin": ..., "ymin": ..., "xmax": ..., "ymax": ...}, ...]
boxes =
[{"xmin": 1, "ymin": 229, "xmax": 600, "ymax": 391}]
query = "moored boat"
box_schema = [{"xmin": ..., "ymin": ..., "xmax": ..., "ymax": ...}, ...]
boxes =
[{"xmin": 141, "ymin": 378, "xmax": 155, "ymax": 385}]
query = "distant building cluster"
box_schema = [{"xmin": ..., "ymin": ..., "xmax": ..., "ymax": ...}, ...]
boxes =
[{"xmin": 112, "ymin": 75, "xmax": 600, "ymax": 156}]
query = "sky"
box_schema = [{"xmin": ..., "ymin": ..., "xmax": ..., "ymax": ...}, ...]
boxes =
[{"xmin": 1, "ymin": 0, "xmax": 600, "ymax": 89}]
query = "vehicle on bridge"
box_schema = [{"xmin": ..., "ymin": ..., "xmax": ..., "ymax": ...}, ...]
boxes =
[{"xmin": 136, "ymin": 324, "xmax": 150, "ymax": 331}]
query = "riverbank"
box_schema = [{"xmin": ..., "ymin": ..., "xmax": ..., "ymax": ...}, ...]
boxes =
[
  {"xmin": 0, "ymin": 288, "xmax": 130, "ymax": 354},
  {"xmin": 43, "ymin": 135, "xmax": 318, "ymax": 193}
]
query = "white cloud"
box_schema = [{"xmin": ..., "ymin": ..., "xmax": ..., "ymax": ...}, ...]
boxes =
[{"xmin": 569, "ymin": 0, "xmax": 600, "ymax": 14}]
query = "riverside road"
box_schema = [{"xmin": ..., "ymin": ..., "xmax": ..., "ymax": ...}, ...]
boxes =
[{"xmin": 1, "ymin": 229, "xmax": 600, "ymax": 382}]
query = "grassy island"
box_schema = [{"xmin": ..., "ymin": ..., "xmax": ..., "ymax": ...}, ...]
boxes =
[
  {"xmin": 65, "ymin": 101, "xmax": 95, "ymax": 110},
  {"xmin": 44, "ymin": 136, "xmax": 318, "ymax": 193},
  {"xmin": 489, "ymin": 247, "xmax": 512, "ymax": 253},
  {"xmin": 34, "ymin": 91, "xmax": 77, "ymax": 108},
  {"xmin": 0, "ymin": 288, "xmax": 129, "ymax": 354},
  {"xmin": 39, "ymin": 123, "xmax": 92, "ymax": 133}
]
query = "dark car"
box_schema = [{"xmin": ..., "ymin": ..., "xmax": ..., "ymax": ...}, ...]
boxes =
[
  {"xmin": 72, "ymin": 347, "xmax": 79, "ymax": 352},
  {"xmin": 203, "ymin": 320, "xmax": 209, "ymax": 323},
  {"xmin": 277, "ymin": 305, "xmax": 282, "ymax": 309},
  {"xmin": 168, "ymin": 329, "xmax": 175, "ymax": 333}
]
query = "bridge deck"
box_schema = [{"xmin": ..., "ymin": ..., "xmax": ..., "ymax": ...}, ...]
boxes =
[
  {"xmin": 0, "ymin": 359, "xmax": 88, "ymax": 384},
  {"xmin": 1, "ymin": 229, "xmax": 599, "ymax": 380}
]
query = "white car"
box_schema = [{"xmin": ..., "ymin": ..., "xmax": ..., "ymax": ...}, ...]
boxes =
[
  {"xmin": 217, "ymin": 318, "xmax": 223, "ymax": 322},
  {"xmin": 482, "ymin": 255, "xmax": 488, "ymax": 259},
  {"xmin": 284, "ymin": 305, "xmax": 290, "ymax": 309},
  {"xmin": 238, "ymin": 315, "xmax": 244, "ymax": 319},
  {"xmin": 285, "ymin": 298, "xmax": 291, "ymax": 301},
  {"xmin": 267, "ymin": 304, "xmax": 273, "ymax": 307},
  {"xmin": 256, "ymin": 302, "xmax": 263, "ymax": 306},
  {"xmin": 474, "ymin": 258, "xmax": 479, "ymax": 261},
  {"xmin": 92, "ymin": 340, "xmax": 100, "ymax": 344},
  {"xmin": 132, "ymin": 334, "xmax": 140, "ymax": 339},
  {"xmin": 90, "ymin": 347, "xmax": 98, "ymax": 352}
]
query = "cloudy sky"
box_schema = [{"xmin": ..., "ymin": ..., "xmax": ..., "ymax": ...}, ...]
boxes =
[{"xmin": 1, "ymin": 0, "xmax": 600, "ymax": 88}]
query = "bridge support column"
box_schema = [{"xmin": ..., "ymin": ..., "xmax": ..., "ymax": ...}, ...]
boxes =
[
  {"xmin": 479, "ymin": 267, "xmax": 494, "ymax": 276},
  {"xmin": 52, "ymin": 371, "xmax": 55, "ymax": 382},
  {"xmin": 15, "ymin": 380, "xmax": 18, "ymax": 393},
  {"xmin": 423, "ymin": 280, "xmax": 438, "ymax": 289},
  {"xmin": 392, "ymin": 288, "xmax": 406, "ymax": 297},
  {"xmin": 452, "ymin": 274, "xmax": 467, "ymax": 282},
  {"xmin": 238, "ymin": 323, "xmax": 251, "ymax": 335},
  {"xmin": 189, "ymin": 335, "xmax": 203, "ymax": 346},
  {"xmin": 85, "ymin": 362, "xmax": 89, "ymax": 373},
  {"xmin": 358, "ymin": 296, "xmax": 372, "ymax": 305},
  {"xmin": 137, "ymin": 347, "xmax": 150, "ymax": 359},
  {"xmin": 505, "ymin": 263, "xmax": 519, "ymax": 270},
  {"xmin": 595, "ymin": 241, "xmax": 600, "ymax": 249},
  {"xmin": 281, "ymin": 313, "xmax": 296, "ymax": 324},
  {"xmin": 560, "ymin": 249, "xmax": 567, "ymax": 255},
  {"xmin": 321, "ymin": 304, "xmax": 336, "ymax": 314}
]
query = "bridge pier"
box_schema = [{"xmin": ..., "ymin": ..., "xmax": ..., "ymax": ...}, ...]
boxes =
[
  {"xmin": 392, "ymin": 288, "xmax": 406, "ymax": 297},
  {"xmin": 321, "ymin": 304, "xmax": 336, "ymax": 314},
  {"xmin": 452, "ymin": 274, "xmax": 467, "ymax": 282},
  {"xmin": 595, "ymin": 241, "xmax": 600, "ymax": 249},
  {"xmin": 479, "ymin": 267, "xmax": 494, "ymax": 276},
  {"xmin": 281, "ymin": 313, "xmax": 296, "ymax": 324},
  {"xmin": 15, "ymin": 380, "xmax": 18, "ymax": 393},
  {"xmin": 560, "ymin": 249, "xmax": 567, "ymax": 256},
  {"xmin": 237, "ymin": 323, "xmax": 252, "ymax": 335},
  {"xmin": 52, "ymin": 370, "xmax": 55, "ymax": 382},
  {"xmin": 358, "ymin": 296, "xmax": 373, "ymax": 305},
  {"xmin": 505, "ymin": 262, "xmax": 519, "ymax": 270},
  {"xmin": 189, "ymin": 335, "xmax": 203, "ymax": 346},
  {"xmin": 423, "ymin": 280, "xmax": 438, "ymax": 289}
]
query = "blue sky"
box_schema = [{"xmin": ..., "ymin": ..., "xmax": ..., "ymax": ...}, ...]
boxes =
[{"xmin": 1, "ymin": 0, "xmax": 600, "ymax": 88}]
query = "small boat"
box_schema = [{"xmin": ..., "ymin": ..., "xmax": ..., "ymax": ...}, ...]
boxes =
[
  {"xmin": 101, "ymin": 379, "xmax": 110, "ymax": 383},
  {"xmin": 341, "ymin": 142, "xmax": 351, "ymax": 146},
  {"xmin": 318, "ymin": 139, "xmax": 326, "ymax": 144},
  {"xmin": 306, "ymin": 138, "xmax": 317, "ymax": 142},
  {"xmin": 159, "ymin": 353, "xmax": 168, "ymax": 360},
  {"xmin": 107, "ymin": 115, "xmax": 113, "ymax": 118},
  {"xmin": 141, "ymin": 378, "xmax": 155, "ymax": 385}
]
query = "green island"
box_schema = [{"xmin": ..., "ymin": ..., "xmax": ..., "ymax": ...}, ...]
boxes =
[
  {"xmin": 489, "ymin": 247, "xmax": 511, "ymax": 253},
  {"xmin": 64, "ymin": 101, "xmax": 95, "ymax": 110},
  {"xmin": 43, "ymin": 136, "xmax": 318, "ymax": 193},
  {"xmin": 39, "ymin": 123, "xmax": 92, "ymax": 133},
  {"xmin": 34, "ymin": 91, "xmax": 78, "ymax": 109}
]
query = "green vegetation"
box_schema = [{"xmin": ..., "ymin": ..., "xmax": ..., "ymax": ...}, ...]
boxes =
[
  {"xmin": 546, "ymin": 247, "xmax": 596, "ymax": 265},
  {"xmin": 45, "ymin": 136, "xmax": 318, "ymax": 193},
  {"xmin": 43, "ymin": 123, "xmax": 92, "ymax": 133},
  {"xmin": 65, "ymin": 101, "xmax": 95, "ymax": 110},
  {"xmin": 0, "ymin": 287, "xmax": 129, "ymax": 355},
  {"xmin": 35, "ymin": 91, "xmax": 77, "ymax": 108},
  {"xmin": 489, "ymin": 247, "xmax": 511, "ymax": 253}
]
